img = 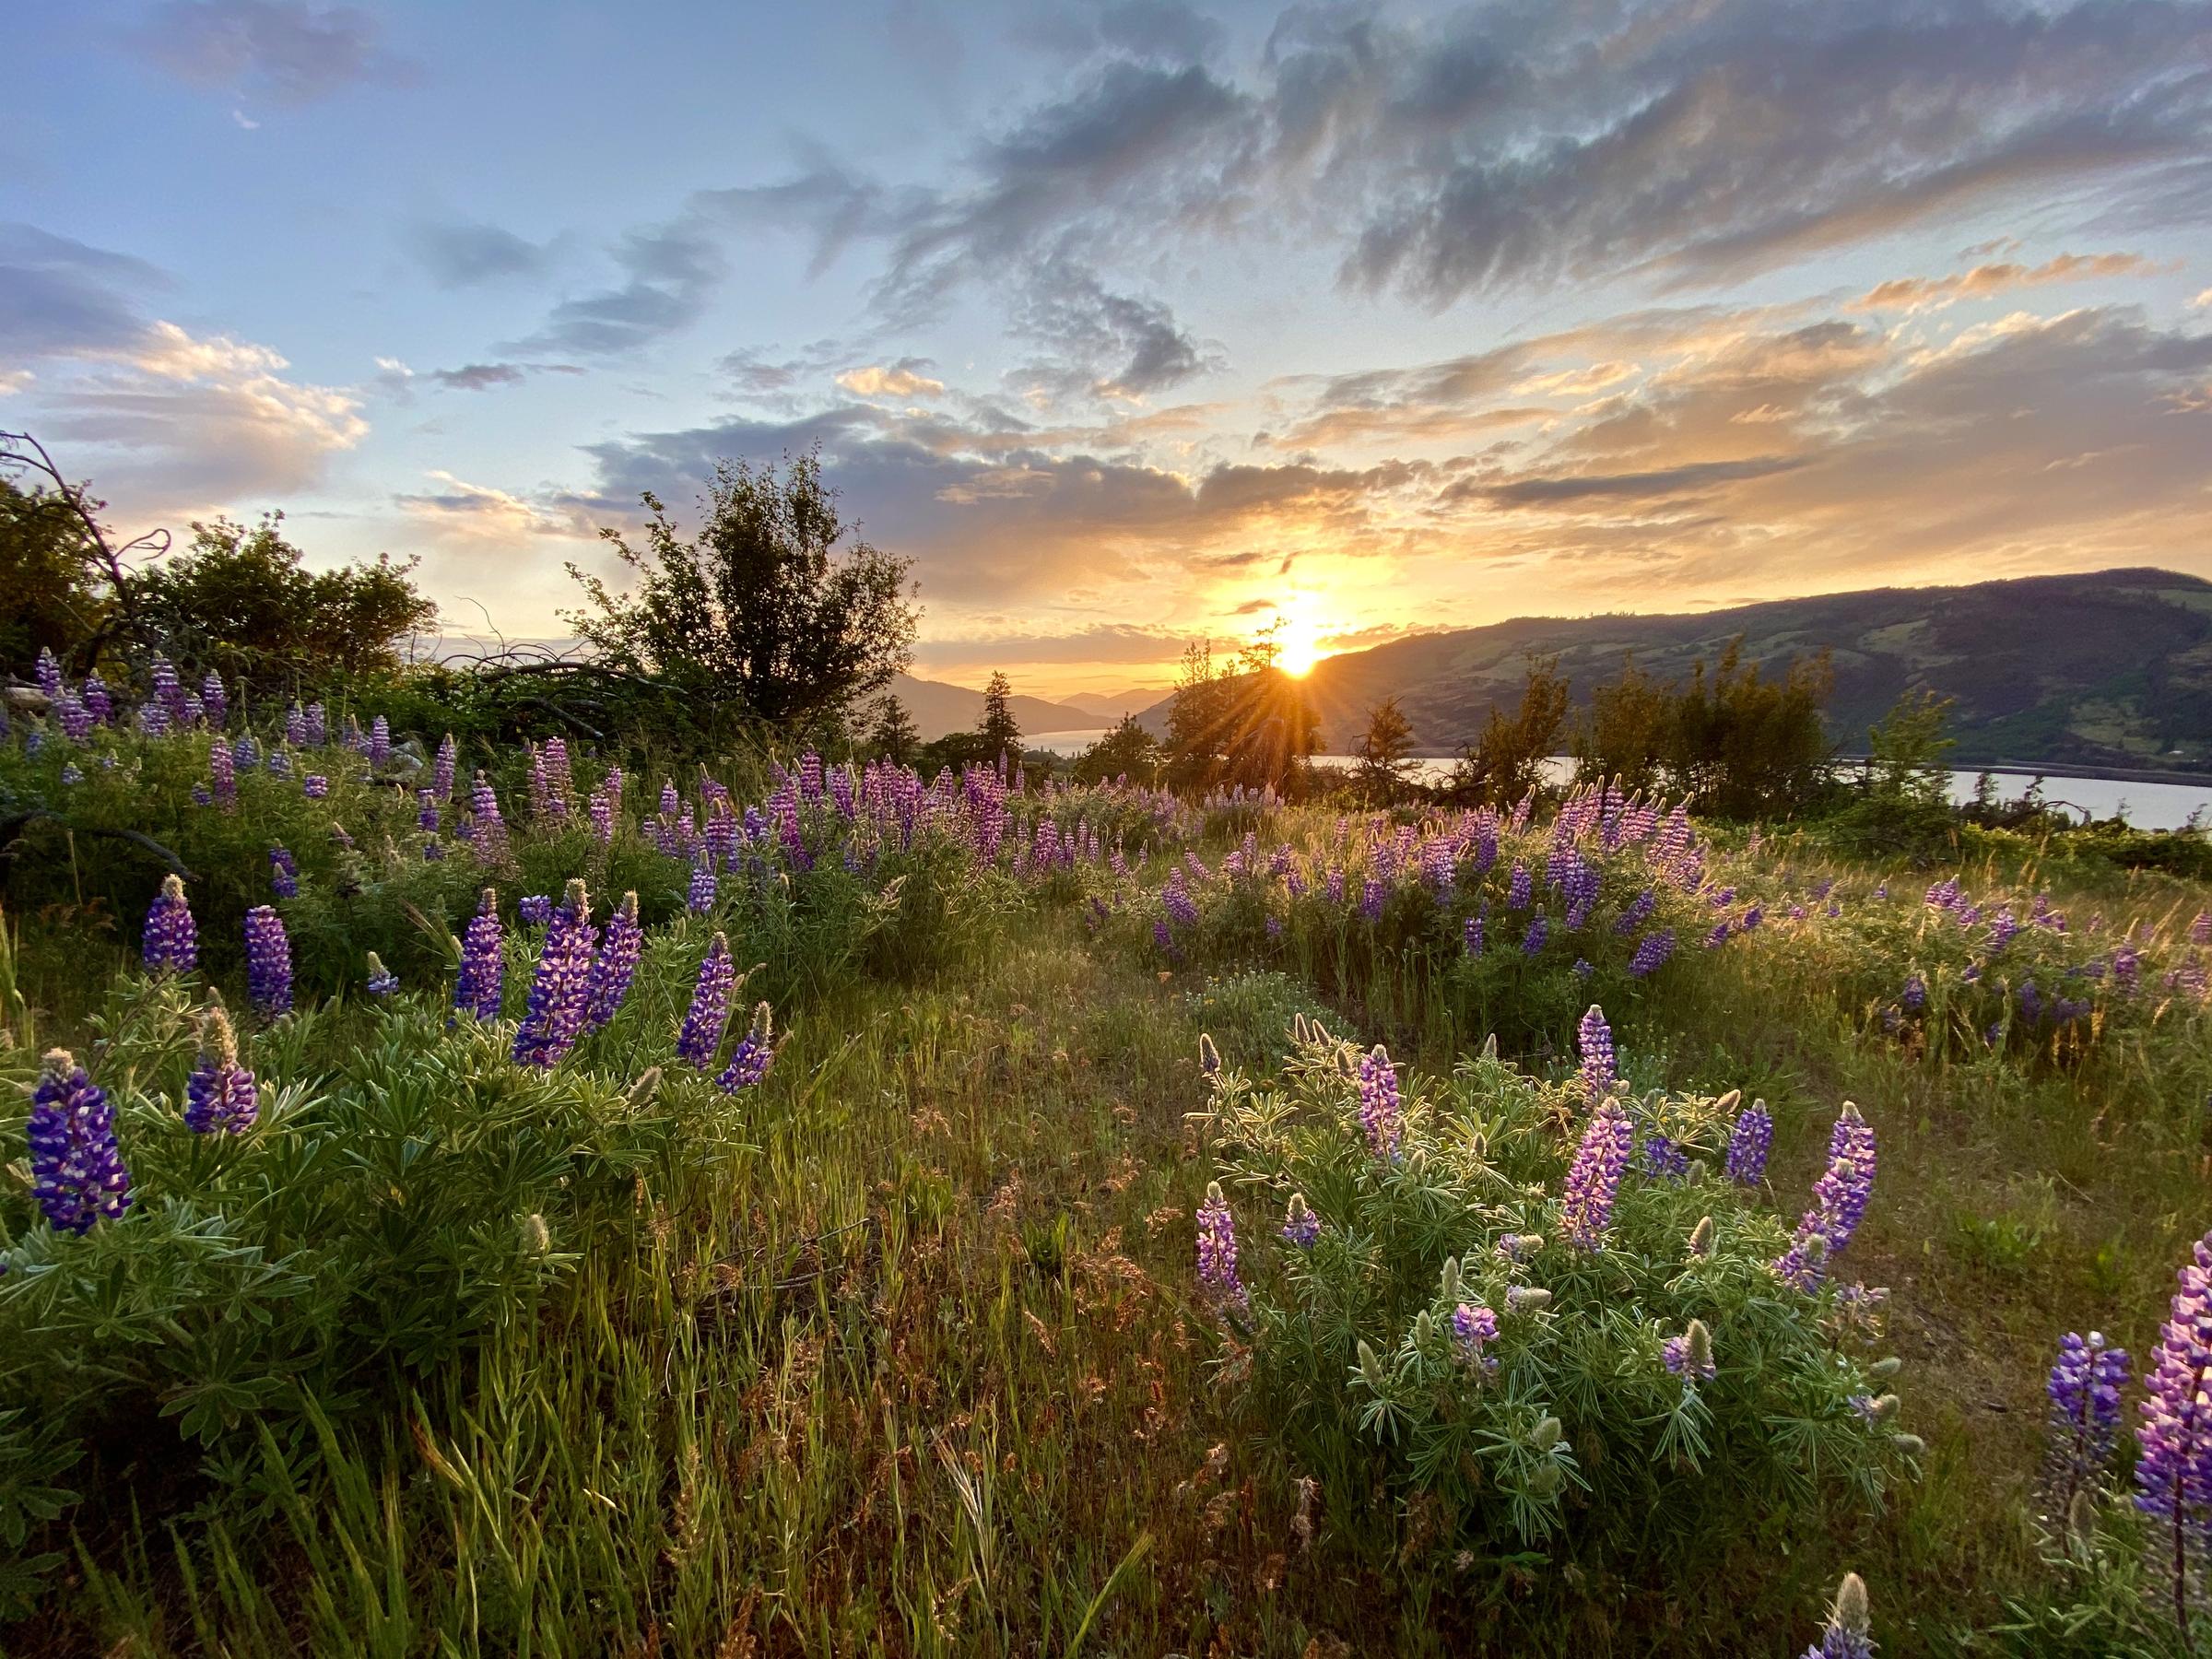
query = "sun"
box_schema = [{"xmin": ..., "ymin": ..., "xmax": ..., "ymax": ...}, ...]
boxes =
[{"xmin": 1274, "ymin": 600, "xmax": 1325, "ymax": 677}]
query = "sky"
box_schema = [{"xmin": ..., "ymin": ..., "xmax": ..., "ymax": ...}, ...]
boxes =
[{"xmin": 6, "ymin": 0, "xmax": 2211, "ymax": 702}]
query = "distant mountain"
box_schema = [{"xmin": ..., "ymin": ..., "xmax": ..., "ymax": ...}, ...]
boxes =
[
  {"xmin": 885, "ymin": 675, "xmax": 1095, "ymax": 742},
  {"xmin": 1135, "ymin": 570, "xmax": 2212, "ymax": 776},
  {"xmin": 1057, "ymin": 688, "xmax": 1171, "ymax": 722}
]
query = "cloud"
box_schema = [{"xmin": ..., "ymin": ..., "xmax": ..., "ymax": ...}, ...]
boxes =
[
  {"xmin": 1851, "ymin": 252, "xmax": 2163, "ymax": 312},
  {"xmin": 126, "ymin": 0, "xmax": 421, "ymax": 107},
  {"xmin": 407, "ymin": 220, "xmax": 559, "ymax": 287},
  {"xmin": 836, "ymin": 359, "xmax": 947, "ymax": 399},
  {"xmin": 392, "ymin": 470, "xmax": 597, "ymax": 542},
  {"xmin": 1009, "ymin": 264, "xmax": 1221, "ymax": 401},
  {"xmin": 1469, "ymin": 455, "xmax": 1813, "ymax": 509},
  {"xmin": 505, "ymin": 221, "xmax": 725, "ymax": 357},
  {"xmin": 0, "ymin": 222, "xmax": 171, "ymax": 359}
]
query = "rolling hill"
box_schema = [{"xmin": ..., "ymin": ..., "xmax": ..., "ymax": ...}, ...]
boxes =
[
  {"xmin": 1136, "ymin": 569, "xmax": 2212, "ymax": 776},
  {"xmin": 887, "ymin": 675, "xmax": 1094, "ymax": 742}
]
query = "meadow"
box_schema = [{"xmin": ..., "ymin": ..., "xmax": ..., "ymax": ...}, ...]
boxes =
[{"xmin": 4, "ymin": 661, "xmax": 2211, "ymax": 1656}]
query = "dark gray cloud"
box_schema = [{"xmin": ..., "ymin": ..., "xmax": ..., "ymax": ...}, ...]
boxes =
[
  {"xmin": 0, "ymin": 223, "xmax": 170, "ymax": 359},
  {"xmin": 425, "ymin": 361, "xmax": 582, "ymax": 391},
  {"xmin": 1471, "ymin": 455, "xmax": 1813, "ymax": 508},
  {"xmin": 127, "ymin": 0, "xmax": 421, "ymax": 107},
  {"xmin": 506, "ymin": 222, "xmax": 726, "ymax": 357},
  {"xmin": 1010, "ymin": 264, "xmax": 1221, "ymax": 398},
  {"xmin": 407, "ymin": 221, "xmax": 558, "ymax": 288}
]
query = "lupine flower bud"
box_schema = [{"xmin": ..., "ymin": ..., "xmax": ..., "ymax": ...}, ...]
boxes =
[
  {"xmin": 1664, "ymin": 1319, "xmax": 1715, "ymax": 1382},
  {"xmin": 29, "ymin": 1050, "xmax": 132, "ymax": 1233},
  {"xmin": 1798, "ymin": 1572, "xmax": 1875, "ymax": 1659},
  {"xmin": 1506, "ymin": 1285, "xmax": 1551, "ymax": 1313},
  {"xmin": 365, "ymin": 952, "xmax": 398, "ymax": 996},
  {"xmin": 1357, "ymin": 1339, "xmax": 1387, "ymax": 1393},
  {"xmin": 1281, "ymin": 1192, "xmax": 1320, "ymax": 1247},
  {"xmin": 243, "ymin": 905, "xmax": 292, "ymax": 1016},
  {"xmin": 1529, "ymin": 1416, "xmax": 1562, "ymax": 1452},
  {"xmin": 715, "ymin": 1001, "xmax": 777, "ymax": 1091},
  {"xmin": 628, "ymin": 1066, "xmax": 663, "ymax": 1108},
  {"xmin": 455, "ymin": 888, "xmax": 504, "ymax": 1021},
  {"xmin": 143, "ymin": 873, "xmax": 197, "ymax": 974},
  {"xmin": 1688, "ymin": 1216, "xmax": 1715, "ymax": 1258},
  {"xmin": 522, "ymin": 1213, "xmax": 551, "ymax": 1256},
  {"xmin": 183, "ymin": 1006, "xmax": 258, "ymax": 1134},
  {"xmin": 1198, "ymin": 1032, "xmax": 1220, "ymax": 1075}
]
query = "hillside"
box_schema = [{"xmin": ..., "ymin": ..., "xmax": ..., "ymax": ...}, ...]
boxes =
[
  {"xmin": 1136, "ymin": 569, "xmax": 2212, "ymax": 775},
  {"xmin": 887, "ymin": 674, "xmax": 1093, "ymax": 741}
]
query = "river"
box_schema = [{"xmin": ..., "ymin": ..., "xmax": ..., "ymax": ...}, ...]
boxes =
[{"xmin": 1022, "ymin": 731, "xmax": 2212, "ymax": 832}]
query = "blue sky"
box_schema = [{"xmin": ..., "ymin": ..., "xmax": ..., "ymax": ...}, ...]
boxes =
[{"xmin": 6, "ymin": 0, "xmax": 2211, "ymax": 696}]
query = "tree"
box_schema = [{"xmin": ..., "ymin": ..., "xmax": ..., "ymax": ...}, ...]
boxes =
[
  {"xmin": 1452, "ymin": 656, "xmax": 1571, "ymax": 806},
  {"xmin": 1164, "ymin": 640, "xmax": 1231, "ymax": 793},
  {"xmin": 0, "ymin": 476, "xmax": 111, "ymax": 679},
  {"xmin": 977, "ymin": 670, "xmax": 1021, "ymax": 761},
  {"xmin": 565, "ymin": 449, "xmax": 918, "ymax": 735},
  {"xmin": 1352, "ymin": 696, "xmax": 1416, "ymax": 804},
  {"xmin": 865, "ymin": 694, "xmax": 922, "ymax": 765},
  {"xmin": 1665, "ymin": 639, "xmax": 1832, "ymax": 819},
  {"xmin": 1074, "ymin": 714, "xmax": 1162, "ymax": 784},
  {"xmin": 1574, "ymin": 654, "xmax": 1673, "ymax": 797},
  {"xmin": 135, "ymin": 511, "xmax": 437, "ymax": 699},
  {"xmin": 1830, "ymin": 688, "xmax": 1957, "ymax": 857},
  {"xmin": 2, "ymin": 431, "xmax": 174, "ymax": 673}
]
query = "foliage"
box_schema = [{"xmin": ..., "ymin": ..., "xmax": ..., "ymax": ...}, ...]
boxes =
[
  {"xmin": 863, "ymin": 693, "xmax": 922, "ymax": 765},
  {"xmin": 1199, "ymin": 1026, "xmax": 1913, "ymax": 1584},
  {"xmin": 1073, "ymin": 713, "xmax": 1162, "ymax": 785},
  {"xmin": 1164, "ymin": 638, "xmax": 1322, "ymax": 797},
  {"xmin": 1451, "ymin": 656, "xmax": 1570, "ymax": 806},
  {"xmin": 1824, "ymin": 689, "xmax": 1960, "ymax": 861},
  {"xmin": 1352, "ymin": 696, "xmax": 1416, "ymax": 805},
  {"xmin": 0, "ymin": 478, "xmax": 110, "ymax": 681},
  {"xmin": 977, "ymin": 670, "xmax": 1021, "ymax": 761},
  {"xmin": 565, "ymin": 450, "xmax": 918, "ymax": 740},
  {"xmin": 1573, "ymin": 653, "xmax": 1676, "ymax": 799},
  {"xmin": 135, "ymin": 512, "xmax": 438, "ymax": 700}
]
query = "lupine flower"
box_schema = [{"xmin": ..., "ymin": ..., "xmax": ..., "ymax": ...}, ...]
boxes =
[
  {"xmin": 82, "ymin": 673, "xmax": 112, "ymax": 724},
  {"xmin": 209, "ymin": 737, "xmax": 236, "ymax": 810},
  {"xmin": 1195, "ymin": 1181, "xmax": 1246, "ymax": 1308},
  {"xmin": 136, "ymin": 700, "xmax": 169, "ymax": 736},
  {"xmin": 2136, "ymin": 1228, "xmax": 2212, "ymax": 1621},
  {"xmin": 434, "ymin": 733, "xmax": 457, "ymax": 798},
  {"xmin": 200, "ymin": 672, "xmax": 227, "ymax": 729},
  {"xmin": 687, "ymin": 864, "xmax": 717, "ymax": 914},
  {"xmin": 1703, "ymin": 921, "xmax": 1730, "ymax": 948},
  {"xmin": 715, "ymin": 1001, "xmax": 777, "ymax": 1091},
  {"xmin": 1628, "ymin": 928, "xmax": 1676, "ymax": 977},
  {"xmin": 2193, "ymin": 911, "xmax": 2211, "ymax": 947},
  {"xmin": 1799, "ymin": 1572, "xmax": 1874, "ymax": 1659},
  {"xmin": 454, "ymin": 888, "xmax": 504, "ymax": 1021},
  {"xmin": 1507, "ymin": 862, "xmax": 1531, "ymax": 908},
  {"xmin": 182, "ymin": 1006, "xmax": 258, "ymax": 1135},
  {"xmin": 1663, "ymin": 1319, "xmax": 1715, "ymax": 1382},
  {"xmin": 581, "ymin": 890, "xmax": 641, "ymax": 1030},
  {"xmin": 285, "ymin": 703, "xmax": 307, "ymax": 745},
  {"xmin": 1900, "ymin": 974, "xmax": 1925, "ymax": 1014},
  {"xmin": 59, "ymin": 762, "xmax": 83, "ymax": 784},
  {"xmin": 1576, "ymin": 1003, "xmax": 1617, "ymax": 1102},
  {"xmin": 243, "ymin": 906, "xmax": 292, "ymax": 1016},
  {"xmin": 1198, "ymin": 1033, "xmax": 1220, "ymax": 1075},
  {"xmin": 1496, "ymin": 1232, "xmax": 1537, "ymax": 1264},
  {"xmin": 1522, "ymin": 914, "xmax": 1548, "ymax": 956},
  {"xmin": 1357, "ymin": 1043, "xmax": 1403, "ymax": 1160},
  {"xmin": 588, "ymin": 786, "xmax": 615, "ymax": 844},
  {"xmin": 359, "ymin": 952, "xmax": 399, "ymax": 997},
  {"xmin": 1774, "ymin": 1105, "xmax": 1877, "ymax": 1290},
  {"xmin": 268, "ymin": 845, "xmax": 299, "ymax": 899},
  {"xmin": 677, "ymin": 932, "xmax": 736, "ymax": 1067},
  {"xmin": 1463, "ymin": 912, "xmax": 1485, "ymax": 956},
  {"xmin": 1359, "ymin": 877, "xmax": 1386, "ymax": 923},
  {"xmin": 1643, "ymin": 1132, "xmax": 1689, "ymax": 1179},
  {"xmin": 1560, "ymin": 1098, "xmax": 1635, "ymax": 1250},
  {"xmin": 518, "ymin": 893, "xmax": 554, "ymax": 927},
  {"xmin": 266, "ymin": 747, "xmax": 292, "ymax": 779},
  {"xmin": 1452, "ymin": 1301, "xmax": 1500, "ymax": 1372},
  {"xmin": 303, "ymin": 774, "xmax": 329, "ymax": 799},
  {"xmin": 2043, "ymin": 1330, "xmax": 2130, "ymax": 1512},
  {"xmin": 142, "ymin": 873, "xmax": 197, "ymax": 973},
  {"xmin": 366, "ymin": 714, "xmax": 389, "ymax": 769},
  {"xmin": 151, "ymin": 653, "xmax": 182, "ymax": 716},
  {"xmin": 512, "ymin": 879, "xmax": 598, "ymax": 1067},
  {"xmin": 469, "ymin": 771, "xmax": 510, "ymax": 865},
  {"xmin": 1281, "ymin": 1193, "xmax": 1320, "ymax": 1247},
  {"xmin": 190, "ymin": 782, "xmax": 214, "ymax": 807},
  {"xmin": 303, "ymin": 701, "xmax": 326, "ymax": 746},
  {"xmin": 34, "ymin": 646, "xmax": 63, "ymax": 699},
  {"xmin": 1724, "ymin": 1099, "xmax": 1773, "ymax": 1185},
  {"xmin": 54, "ymin": 691, "xmax": 90, "ymax": 742},
  {"xmin": 28, "ymin": 1050, "xmax": 132, "ymax": 1233}
]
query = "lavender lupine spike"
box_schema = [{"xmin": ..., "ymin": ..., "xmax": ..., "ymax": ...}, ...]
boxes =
[
  {"xmin": 1663, "ymin": 1319, "xmax": 1716, "ymax": 1383},
  {"xmin": 286, "ymin": 703, "xmax": 307, "ymax": 746},
  {"xmin": 1576, "ymin": 1004, "xmax": 1617, "ymax": 1103},
  {"xmin": 82, "ymin": 674, "xmax": 112, "ymax": 724},
  {"xmin": 512, "ymin": 879, "xmax": 598, "ymax": 1067},
  {"xmin": 304, "ymin": 701, "xmax": 326, "ymax": 746},
  {"xmin": 581, "ymin": 891, "xmax": 642, "ymax": 1031},
  {"xmin": 518, "ymin": 894, "xmax": 554, "ymax": 927},
  {"xmin": 677, "ymin": 932, "xmax": 736, "ymax": 1067},
  {"xmin": 2136, "ymin": 1229, "xmax": 2212, "ymax": 1635},
  {"xmin": 454, "ymin": 888, "xmax": 505, "ymax": 1021},
  {"xmin": 142, "ymin": 873, "xmax": 197, "ymax": 974},
  {"xmin": 1627, "ymin": 928, "xmax": 1676, "ymax": 977},
  {"xmin": 1452, "ymin": 1302, "xmax": 1500, "ymax": 1373},
  {"xmin": 1195, "ymin": 1181, "xmax": 1246, "ymax": 1308},
  {"xmin": 434, "ymin": 733, "xmax": 457, "ymax": 798},
  {"xmin": 687, "ymin": 864, "xmax": 717, "ymax": 914},
  {"xmin": 34, "ymin": 646, "xmax": 63, "ymax": 699},
  {"xmin": 1281, "ymin": 1193, "xmax": 1320, "ymax": 1247},
  {"xmin": 365, "ymin": 719, "xmax": 388, "ymax": 770},
  {"xmin": 364, "ymin": 952, "xmax": 398, "ymax": 996},
  {"xmin": 243, "ymin": 905, "xmax": 293, "ymax": 1016},
  {"xmin": 2043, "ymin": 1331, "xmax": 2130, "ymax": 1512},
  {"xmin": 303, "ymin": 773, "xmax": 329, "ymax": 799},
  {"xmin": 268, "ymin": 845, "xmax": 299, "ymax": 899},
  {"xmin": 200, "ymin": 672, "xmax": 227, "ymax": 729},
  {"xmin": 1559, "ymin": 1098, "xmax": 1635, "ymax": 1251},
  {"xmin": 1521, "ymin": 914, "xmax": 1548, "ymax": 957},
  {"xmin": 469, "ymin": 771, "xmax": 510, "ymax": 865},
  {"xmin": 715, "ymin": 1001, "xmax": 777, "ymax": 1092},
  {"xmin": 182, "ymin": 1006, "xmax": 258, "ymax": 1135},
  {"xmin": 28, "ymin": 1050, "xmax": 132, "ymax": 1233},
  {"xmin": 1357, "ymin": 1043, "xmax": 1403, "ymax": 1161},
  {"xmin": 1773, "ymin": 1104, "xmax": 1877, "ymax": 1291},
  {"xmin": 1724, "ymin": 1099, "xmax": 1773, "ymax": 1185},
  {"xmin": 1799, "ymin": 1572, "xmax": 1875, "ymax": 1659},
  {"xmin": 209, "ymin": 736, "xmax": 236, "ymax": 810}
]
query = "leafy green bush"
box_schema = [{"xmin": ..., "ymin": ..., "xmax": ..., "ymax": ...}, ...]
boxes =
[{"xmin": 1195, "ymin": 1021, "xmax": 1916, "ymax": 1583}]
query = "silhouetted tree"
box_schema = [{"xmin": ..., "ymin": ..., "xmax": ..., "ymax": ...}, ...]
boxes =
[
  {"xmin": 1453, "ymin": 656, "xmax": 1571, "ymax": 806},
  {"xmin": 977, "ymin": 670, "xmax": 1021, "ymax": 761},
  {"xmin": 1353, "ymin": 695, "xmax": 1416, "ymax": 804},
  {"xmin": 865, "ymin": 693, "xmax": 922, "ymax": 764},
  {"xmin": 1574, "ymin": 654, "xmax": 1672, "ymax": 797},
  {"xmin": 1665, "ymin": 639, "xmax": 1832, "ymax": 818},
  {"xmin": 1075, "ymin": 714, "xmax": 1161, "ymax": 785}
]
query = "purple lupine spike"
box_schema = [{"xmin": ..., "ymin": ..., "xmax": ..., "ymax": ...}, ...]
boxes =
[
  {"xmin": 200, "ymin": 672, "xmax": 227, "ymax": 730},
  {"xmin": 434, "ymin": 733, "xmax": 457, "ymax": 798},
  {"xmin": 715, "ymin": 1000, "xmax": 777, "ymax": 1091},
  {"xmin": 455, "ymin": 888, "xmax": 504, "ymax": 1021},
  {"xmin": 2136, "ymin": 1230, "xmax": 2212, "ymax": 1625},
  {"xmin": 1452, "ymin": 1301, "xmax": 1500, "ymax": 1372},
  {"xmin": 1359, "ymin": 877, "xmax": 1386, "ymax": 923},
  {"xmin": 1642, "ymin": 1132, "xmax": 1688, "ymax": 1178},
  {"xmin": 28, "ymin": 1050, "xmax": 132, "ymax": 1234},
  {"xmin": 368, "ymin": 715, "xmax": 389, "ymax": 769},
  {"xmin": 1281, "ymin": 1193, "xmax": 1321, "ymax": 1247},
  {"xmin": 1628, "ymin": 928, "xmax": 1676, "ymax": 977},
  {"xmin": 34, "ymin": 646, "xmax": 63, "ymax": 699},
  {"xmin": 182, "ymin": 1006, "xmax": 258, "ymax": 1134},
  {"xmin": 588, "ymin": 786, "xmax": 615, "ymax": 845},
  {"xmin": 243, "ymin": 905, "xmax": 292, "ymax": 1016},
  {"xmin": 54, "ymin": 690, "xmax": 90, "ymax": 741},
  {"xmin": 1725, "ymin": 1100, "xmax": 1773, "ymax": 1185},
  {"xmin": 150, "ymin": 654, "xmax": 182, "ymax": 716},
  {"xmin": 1773, "ymin": 1104, "xmax": 1877, "ymax": 1290},
  {"xmin": 268, "ymin": 845, "xmax": 299, "ymax": 899},
  {"xmin": 1576, "ymin": 1004, "xmax": 1616, "ymax": 1103},
  {"xmin": 2192, "ymin": 912, "xmax": 2211, "ymax": 947},
  {"xmin": 82, "ymin": 673, "xmax": 112, "ymax": 724},
  {"xmin": 1521, "ymin": 913, "xmax": 1548, "ymax": 957},
  {"xmin": 677, "ymin": 932, "xmax": 736, "ymax": 1068},
  {"xmin": 687, "ymin": 864, "xmax": 717, "ymax": 914},
  {"xmin": 364, "ymin": 952, "xmax": 398, "ymax": 996},
  {"xmin": 209, "ymin": 736, "xmax": 236, "ymax": 810},
  {"xmin": 303, "ymin": 701, "xmax": 326, "ymax": 746},
  {"xmin": 1507, "ymin": 862, "xmax": 1532, "ymax": 909},
  {"xmin": 1663, "ymin": 1321, "xmax": 1716, "ymax": 1382},
  {"xmin": 1357, "ymin": 1043, "xmax": 1402, "ymax": 1161},
  {"xmin": 1799, "ymin": 1573, "xmax": 1874, "ymax": 1659},
  {"xmin": 303, "ymin": 773, "xmax": 329, "ymax": 799},
  {"xmin": 1559, "ymin": 1097, "xmax": 1634, "ymax": 1251},
  {"xmin": 518, "ymin": 893, "xmax": 553, "ymax": 927},
  {"xmin": 2045, "ymin": 1330, "xmax": 2130, "ymax": 1504},
  {"xmin": 582, "ymin": 890, "xmax": 641, "ymax": 1031},
  {"xmin": 231, "ymin": 734, "xmax": 259, "ymax": 772},
  {"xmin": 1195, "ymin": 1181, "xmax": 1246, "ymax": 1308},
  {"xmin": 286, "ymin": 702, "xmax": 307, "ymax": 745},
  {"xmin": 142, "ymin": 873, "xmax": 197, "ymax": 974},
  {"xmin": 469, "ymin": 771, "xmax": 510, "ymax": 865},
  {"xmin": 512, "ymin": 879, "xmax": 597, "ymax": 1067},
  {"xmin": 418, "ymin": 790, "xmax": 441, "ymax": 834},
  {"xmin": 1463, "ymin": 912, "xmax": 1485, "ymax": 956}
]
